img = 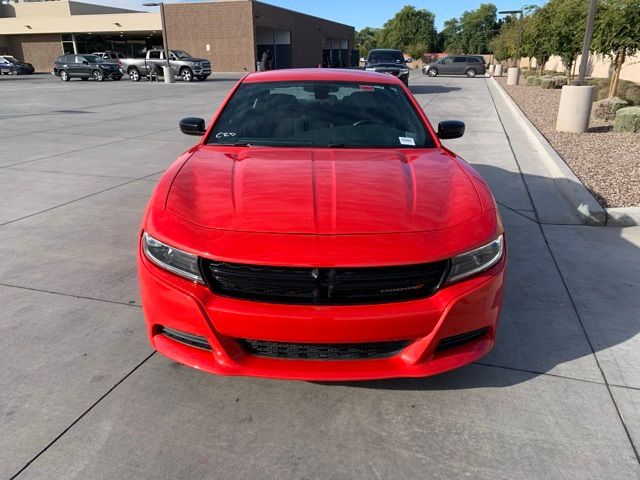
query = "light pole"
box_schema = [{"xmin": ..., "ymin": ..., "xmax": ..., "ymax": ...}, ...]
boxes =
[
  {"xmin": 556, "ymin": 0, "xmax": 597, "ymax": 132},
  {"xmin": 143, "ymin": 2, "xmax": 171, "ymax": 70},
  {"xmin": 497, "ymin": 9, "xmax": 523, "ymax": 67},
  {"xmin": 577, "ymin": 0, "xmax": 598, "ymax": 84}
]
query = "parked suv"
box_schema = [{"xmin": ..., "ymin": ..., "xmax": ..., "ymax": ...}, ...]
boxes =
[
  {"xmin": 365, "ymin": 49, "xmax": 410, "ymax": 86},
  {"xmin": 53, "ymin": 54, "xmax": 123, "ymax": 81},
  {"xmin": 422, "ymin": 56, "xmax": 486, "ymax": 77},
  {"xmin": 0, "ymin": 55, "xmax": 35, "ymax": 75}
]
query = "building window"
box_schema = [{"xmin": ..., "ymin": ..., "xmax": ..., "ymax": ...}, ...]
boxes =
[
  {"xmin": 256, "ymin": 26, "xmax": 291, "ymax": 70},
  {"xmin": 322, "ymin": 38, "xmax": 349, "ymax": 68},
  {"xmin": 61, "ymin": 33, "xmax": 76, "ymax": 54}
]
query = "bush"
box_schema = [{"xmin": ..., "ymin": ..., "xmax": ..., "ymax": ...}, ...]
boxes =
[
  {"xmin": 613, "ymin": 106, "xmax": 640, "ymax": 133},
  {"xmin": 594, "ymin": 97, "xmax": 629, "ymax": 120},
  {"xmin": 526, "ymin": 75, "xmax": 541, "ymax": 86},
  {"xmin": 625, "ymin": 85, "xmax": 640, "ymax": 105},
  {"xmin": 540, "ymin": 76, "xmax": 556, "ymax": 89},
  {"xmin": 553, "ymin": 76, "xmax": 568, "ymax": 88}
]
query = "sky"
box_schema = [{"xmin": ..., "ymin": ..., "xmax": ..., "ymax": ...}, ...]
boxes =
[{"xmin": 100, "ymin": 0, "xmax": 546, "ymax": 30}]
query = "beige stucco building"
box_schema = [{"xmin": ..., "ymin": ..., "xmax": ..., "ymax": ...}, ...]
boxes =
[{"xmin": 0, "ymin": 0, "xmax": 355, "ymax": 73}]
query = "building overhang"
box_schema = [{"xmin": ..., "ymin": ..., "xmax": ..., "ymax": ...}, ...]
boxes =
[{"xmin": 0, "ymin": 12, "xmax": 161, "ymax": 35}]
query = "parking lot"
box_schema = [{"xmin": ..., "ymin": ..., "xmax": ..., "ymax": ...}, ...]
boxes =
[{"xmin": 1, "ymin": 71, "xmax": 639, "ymax": 479}]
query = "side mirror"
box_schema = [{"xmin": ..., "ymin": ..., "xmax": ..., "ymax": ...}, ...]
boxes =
[
  {"xmin": 180, "ymin": 117, "xmax": 206, "ymax": 136},
  {"xmin": 437, "ymin": 120, "xmax": 465, "ymax": 140},
  {"xmin": 82, "ymin": 61, "xmax": 89, "ymax": 65}
]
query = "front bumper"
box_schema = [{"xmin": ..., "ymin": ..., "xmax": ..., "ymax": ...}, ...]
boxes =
[{"xmin": 138, "ymin": 239, "xmax": 506, "ymax": 381}]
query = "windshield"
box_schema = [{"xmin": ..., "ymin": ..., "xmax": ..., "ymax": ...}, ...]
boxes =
[
  {"xmin": 172, "ymin": 50, "xmax": 192, "ymax": 59},
  {"xmin": 367, "ymin": 51, "xmax": 405, "ymax": 64},
  {"xmin": 84, "ymin": 55, "xmax": 107, "ymax": 63},
  {"xmin": 208, "ymin": 81, "xmax": 434, "ymax": 148},
  {"xmin": 4, "ymin": 56, "xmax": 18, "ymax": 64}
]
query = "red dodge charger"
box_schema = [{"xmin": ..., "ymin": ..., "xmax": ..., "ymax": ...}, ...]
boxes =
[{"xmin": 138, "ymin": 68, "xmax": 506, "ymax": 381}]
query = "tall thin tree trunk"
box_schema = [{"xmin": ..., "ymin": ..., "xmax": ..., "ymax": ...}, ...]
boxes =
[{"xmin": 609, "ymin": 49, "xmax": 625, "ymax": 98}]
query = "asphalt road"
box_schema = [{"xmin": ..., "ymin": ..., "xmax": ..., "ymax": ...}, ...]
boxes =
[{"xmin": 1, "ymin": 71, "xmax": 639, "ymax": 479}]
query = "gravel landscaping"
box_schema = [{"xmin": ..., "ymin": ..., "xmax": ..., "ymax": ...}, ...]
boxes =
[{"xmin": 496, "ymin": 76, "xmax": 640, "ymax": 208}]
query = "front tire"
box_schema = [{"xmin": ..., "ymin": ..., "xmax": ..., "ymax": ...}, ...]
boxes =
[
  {"xmin": 9, "ymin": 67, "xmax": 17, "ymax": 75},
  {"xmin": 92, "ymin": 69, "xmax": 104, "ymax": 82},
  {"xmin": 465, "ymin": 68, "xmax": 477, "ymax": 78},
  {"xmin": 427, "ymin": 67, "xmax": 438, "ymax": 77},
  {"xmin": 128, "ymin": 67, "xmax": 141, "ymax": 82},
  {"xmin": 59, "ymin": 69, "xmax": 70, "ymax": 82},
  {"xmin": 180, "ymin": 67, "xmax": 194, "ymax": 82}
]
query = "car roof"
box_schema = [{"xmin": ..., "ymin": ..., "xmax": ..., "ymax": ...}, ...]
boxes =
[{"xmin": 243, "ymin": 68, "xmax": 402, "ymax": 85}]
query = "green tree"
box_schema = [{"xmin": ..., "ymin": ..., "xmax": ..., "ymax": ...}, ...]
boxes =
[
  {"xmin": 520, "ymin": 6, "xmax": 555, "ymax": 75},
  {"xmin": 378, "ymin": 6, "xmax": 438, "ymax": 53},
  {"xmin": 546, "ymin": 0, "xmax": 588, "ymax": 78},
  {"xmin": 490, "ymin": 17, "xmax": 519, "ymax": 63},
  {"xmin": 592, "ymin": 0, "xmax": 640, "ymax": 97},
  {"xmin": 438, "ymin": 18, "xmax": 462, "ymax": 52},
  {"xmin": 458, "ymin": 3, "xmax": 498, "ymax": 54},
  {"xmin": 355, "ymin": 27, "xmax": 382, "ymax": 58}
]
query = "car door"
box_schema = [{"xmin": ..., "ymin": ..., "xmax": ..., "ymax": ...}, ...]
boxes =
[
  {"xmin": 75, "ymin": 55, "xmax": 92, "ymax": 77},
  {"xmin": 438, "ymin": 56, "xmax": 455, "ymax": 74},
  {"xmin": 0, "ymin": 57, "xmax": 10, "ymax": 74},
  {"xmin": 453, "ymin": 56, "xmax": 468, "ymax": 75}
]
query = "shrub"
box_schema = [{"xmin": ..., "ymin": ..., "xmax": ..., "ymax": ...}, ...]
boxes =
[
  {"xmin": 540, "ymin": 76, "xmax": 556, "ymax": 89},
  {"xmin": 594, "ymin": 97, "xmax": 629, "ymax": 120},
  {"xmin": 526, "ymin": 75, "xmax": 541, "ymax": 86},
  {"xmin": 625, "ymin": 85, "xmax": 640, "ymax": 105},
  {"xmin": 613, "ymin": 106, "xmax": 640, "ymax": 133},
  {"xmin": 553, "ymin": 76, "xmax": 568, "ymax": 88}
]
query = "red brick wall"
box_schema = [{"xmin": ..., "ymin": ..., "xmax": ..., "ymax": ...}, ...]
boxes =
[
  {"xmin": 252, "ymin": 2, "xmax": 354, "ymax": 68},
  {"xmin": 9, "ymin": 34, "xmax": 61, "ymax": 72},
  {"xmin": 164, "ymin": 1, "xmax": 256, "ymax": 73}
]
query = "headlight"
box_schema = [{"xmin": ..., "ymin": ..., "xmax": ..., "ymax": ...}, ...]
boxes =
[
  {"xmin": 447, "ymin": 235, "xmax": 504, "ymax": 283},
  {"xmin": 142, "ymin": 232, "xmax": 203, "ymax": 283},
  {"xmin": 365, "ymin": 67, "xmax": 376, "ymax": 71}
]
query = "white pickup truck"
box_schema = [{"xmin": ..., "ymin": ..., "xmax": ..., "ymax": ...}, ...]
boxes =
[{"xmin": 120, "ymin": 49, "xmax": 212, "ymax": 82}]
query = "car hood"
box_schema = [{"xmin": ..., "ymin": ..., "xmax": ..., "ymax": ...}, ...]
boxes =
[
  {"xmin": 367, "ymin": 63, "xmax": 404, "ymax": 69},
  {"xmin": 165, "ymin": 147, "xmax": 483, "ymax": 235}
]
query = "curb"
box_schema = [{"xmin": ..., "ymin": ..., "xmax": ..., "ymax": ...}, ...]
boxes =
[{"xmin": 488, "ymin": 76, "xmax": 609, "ymax": 226}]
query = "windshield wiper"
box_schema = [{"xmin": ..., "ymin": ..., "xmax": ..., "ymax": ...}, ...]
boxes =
[{"xmin": 218, "ymin": 142, "xmax": 252, "ymax": 147}]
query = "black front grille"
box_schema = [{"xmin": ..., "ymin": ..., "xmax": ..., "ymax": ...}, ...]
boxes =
[
  {"xmin": 240, "ymin": 339, "xmax": 409, "ymax": 360},
  {"xmin": 200, "ymin": 260, "xmax": 449, "ymax": 305},
  {"xmin": 436, "ymin": 328, "xmax": 489, "ymax": 352}
]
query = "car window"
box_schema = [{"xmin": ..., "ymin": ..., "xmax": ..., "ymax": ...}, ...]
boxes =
[
  {"xmin": 441, "ymin": 57, "xmax": 454, "ymax": 64},
  {"xmin": 367, "ymin": 51, "xmax": 404, "ymax": 64},
  {"xmin": 208, "ymin": 81, "xmax": 435, "ymax": 148},
  {"xmin": 84, "ymin": 55, "xmax": 106, "ymax": 63},
  {"xmin": 468, "ymin": 57, "xmax": 481, "ymax": 63},
  {"xmin": 172, "ymin": 50, "xmax": 192, "ymax": 59},
  {"xmin": 454, "ymin": 57, "xmax": 467, "ymax": 63},
  {"xmin": 148, "ymin": 51, "xmax": 161, "ymax": 59},
  {"xmin": 75, "ymin": 55, "xmax": 87, "ymax": 63}
]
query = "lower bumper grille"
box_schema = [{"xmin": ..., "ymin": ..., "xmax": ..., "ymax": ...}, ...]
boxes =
[
  {"xmin": 436, "ymin": 328, "xmax": 488, "ymax": 352},
  {"xmin": 159, "ymin": 326, "xmax": 212, "ymax": 351},
  {"xmin": 240, "ymin": 339, "xmax": 409, "ymax": 360}
]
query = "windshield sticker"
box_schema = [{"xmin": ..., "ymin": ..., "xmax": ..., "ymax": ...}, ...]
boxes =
[
  {"xmin": 399, "ymin": 137, "xmax": 415, "ymax": 146},
  {"xmin": 216, "ymin": 132, "xmax": 236, "ymax": 139},
  {"xmin": 359, "ymin": 85, "xmax": 374, "ymax": 92}
]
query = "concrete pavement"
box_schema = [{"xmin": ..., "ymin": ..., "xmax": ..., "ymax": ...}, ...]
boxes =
[{"xmin": 1, "ymin": 71, "xmax": 639, "ymax": 479}]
